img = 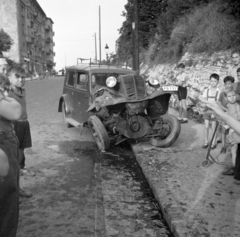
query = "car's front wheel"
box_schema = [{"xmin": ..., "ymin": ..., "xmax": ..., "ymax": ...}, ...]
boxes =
[
  {"xmin": 149, "ymin": 114, "xmax": 181, "ymax": 147},
  {"xmin": 88, "ymin": 115, "xmax": 110, "ymax": 151}
]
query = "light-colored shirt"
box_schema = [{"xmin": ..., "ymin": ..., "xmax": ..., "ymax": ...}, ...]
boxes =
[
  {"xmin": 202, "ymin": 87, "xmax": 220, "ymax": 101},
  {"xmin": 8, "ymin": 88, "xmax": 28, "ymax": 120},
  {"xmin": 176, "ymin": 73, "xmax": 188, "ymax": 87}
]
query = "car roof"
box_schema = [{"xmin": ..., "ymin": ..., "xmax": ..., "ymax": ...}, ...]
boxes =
[{"xmin": 66, "ymin": 64, "xmax": 135, "ymax": 74}]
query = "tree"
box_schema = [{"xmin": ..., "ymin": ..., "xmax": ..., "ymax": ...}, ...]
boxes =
[
  {"xmin": 0, "ymin": 29, "xmax": 14, "ymax": 54},
  {"xmin": 117, "ymin": 0, "xmax": 164, "ymax": 63}
]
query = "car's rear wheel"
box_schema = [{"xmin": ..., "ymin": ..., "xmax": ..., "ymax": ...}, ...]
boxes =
[
  {"xmin": 62, "ymin": 102, "xmax": 72, "ymax": 127},
  {"xmin": 88, "ymin": 115, "xmax": 110, "ymax": 151},
  {"xmin": 150, "ymin": 114, "xmax": 181, "ymax": 147}
]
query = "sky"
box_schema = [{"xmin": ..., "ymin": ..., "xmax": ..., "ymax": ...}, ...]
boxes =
[{"xmin": 37, "ymin": 0, "xmax": 128, "ymax": 70}]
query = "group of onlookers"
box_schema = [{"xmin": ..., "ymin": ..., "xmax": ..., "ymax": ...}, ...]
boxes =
[
  {"xmin": 0, "ymin": 56, "xmax": 32, "ymax": 236},
  {"xmin": 175, "ymin": 49, "xmax": 240, "ymax": 180}
]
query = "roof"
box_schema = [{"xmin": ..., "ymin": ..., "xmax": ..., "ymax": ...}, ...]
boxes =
[{"xmin": 66, "ymin": 64, "xmax": 135, "ymax": 74}]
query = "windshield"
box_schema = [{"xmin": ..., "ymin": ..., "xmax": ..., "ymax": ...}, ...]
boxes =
[{"xmin": 91, "ymin": 73, "xmax": 121, "ymax": 88}]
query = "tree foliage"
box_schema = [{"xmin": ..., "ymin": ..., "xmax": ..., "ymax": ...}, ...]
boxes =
[
  {"xmin": 0, "ymin": 29, "xmax": 14, "ymax": 53},
  {"xmin": 117, "ymin": 0, "xmax": 240, "ymax": 64},
  {"xmin": 117, "ymin": 0, "xmax": 164, "ymax": 63}
]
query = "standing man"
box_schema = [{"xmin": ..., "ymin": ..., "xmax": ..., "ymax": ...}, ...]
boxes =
[
  {"xmin": 228, "ymin": 50, "xmax": 240, "ymax": 103},
  {"xmin": 0, "ymin": 58, "xmax": 22, "ymax": 236},
  {"xmin": 227, "ymin": 50, "xmax": 240, "ymax": 180}
]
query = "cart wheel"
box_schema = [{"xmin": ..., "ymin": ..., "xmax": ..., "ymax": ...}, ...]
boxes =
[{"xmin": 202, "ymin": 160, "xmax": 211, "ymax": 167}]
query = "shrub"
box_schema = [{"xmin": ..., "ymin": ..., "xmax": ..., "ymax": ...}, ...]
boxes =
[{"xmin": 145, "ymin": 1, "xmax": 240, "ymax": 64}]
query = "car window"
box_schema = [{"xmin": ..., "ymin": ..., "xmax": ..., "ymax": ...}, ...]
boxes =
[
  {"xmin": 75, "ymin": 72, "xmax": 88, "ymax": 90},
  {"xmin": 66, "ymin": 71, "xmax": 75, "ymax": 87}
]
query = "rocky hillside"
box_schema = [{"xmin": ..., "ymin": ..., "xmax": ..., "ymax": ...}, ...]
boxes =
[{"xmin": 141, "ymin": 51, "xmax": 233, "ymax": 103}]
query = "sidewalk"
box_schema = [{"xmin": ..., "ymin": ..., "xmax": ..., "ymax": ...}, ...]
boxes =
[{"xmin": 131, "ymin": 108, "xmax": 240, "ymax": 237}]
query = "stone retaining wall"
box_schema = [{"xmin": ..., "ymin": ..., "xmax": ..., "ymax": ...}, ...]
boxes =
[{"xmin": 141, "ymin": 51, "xmax": 234, "ymax": 102}]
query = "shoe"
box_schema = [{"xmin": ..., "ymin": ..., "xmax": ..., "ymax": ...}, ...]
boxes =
[
  {"xmin": 211, "ymin": 144, "xmax": 217, "ymax": 150},
  {"xmin": 220, "ymin": 147, "xmax": 226, "ymax": 154},
  {"xmin": 202, "ymin": 143, "xmax": 209, "ymax": 149},
  {"xmin": 222, "ymin": 167, "xmax": 235, "ymax": 176},
  {"xmin": 177, "ymin": 117, "xmax": 183, "ymax": 121},
  {"xmin": 19, "ymin": 188, "xmax": 32, "ymax": 198},
  {"xmin": 20, "ymin": 169, "xmax": 35, "ymax": 177}
]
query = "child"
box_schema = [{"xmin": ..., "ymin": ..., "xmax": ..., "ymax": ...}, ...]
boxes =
[
  {"xmin": 218, "ymin": 76, "xmax": 235, "ymax": 153},
  {"xmin": 202, "ymin": 73, "xmax": 220, "ymax": 149},
  {"xmin": 222, "ymin": 90, "xmax": 240, "ymax": 176},
  {"xmin": 0, "ymin": 72, "xmax": 22, "ymax": 236},
  {"xmin": 7, "ymin": 64, "xmax": 33, "ymax": 198},
  {"xmin": 0, "ymin": 57, "xmax": 8, "ymax": 75},
  {"xmin": 176, "ymin": 63, "xmax": 188, "ymax": 123}
]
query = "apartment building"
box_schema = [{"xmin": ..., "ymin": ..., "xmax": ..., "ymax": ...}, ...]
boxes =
[{"xmin": 0, "ymin": 0, "xmax": 55, "ymax": 74}]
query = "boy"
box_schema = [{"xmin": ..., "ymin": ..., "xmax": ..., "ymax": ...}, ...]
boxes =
[
  {"xmin": 222, "ymin": 90, "xmax": 240, "ymax": 176},
  {"xmin": 176, "ymin": 63, "xmax": 188, "ymax": 123},
  {"xmin": 202, "ymin": 73, "xmax": 220, "ymax": 149},
  {"xmin": 7, "ymin": 64, "xmax": 33, "ymax": 198},
  {"xmin": 218, "ymin": 76, "xmax": 235, "ymax": 153},
  {"xmin": 0, "ymin": 57, "xmax": 8, "ymax": 75}
]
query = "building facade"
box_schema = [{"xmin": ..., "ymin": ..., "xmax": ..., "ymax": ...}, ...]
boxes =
[{"xmin": 0, "ymin": 0, "xmax": 55, "ymax": 75}]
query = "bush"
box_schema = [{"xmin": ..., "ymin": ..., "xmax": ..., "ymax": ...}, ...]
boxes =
[{"xmin": 146, "ymin": 1, "xmax": 240, "ymax": 63}]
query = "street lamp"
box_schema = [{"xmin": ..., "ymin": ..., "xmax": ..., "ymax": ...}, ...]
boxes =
[{"xmin": 105, "ymin": 44, "xmax": 109, "ymax": 62}]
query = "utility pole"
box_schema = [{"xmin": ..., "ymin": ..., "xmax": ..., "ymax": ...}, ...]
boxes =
[
  {"xmin": 94, "ymin": 33, "xmax": 97, "ymax": 63},
  {"xmin": 99, "ymin": 6, "xmax": 101, "ymax": 64},
  {"xmin": 132, "ymin": 0, "xmax": 139, "ymax": 75}
]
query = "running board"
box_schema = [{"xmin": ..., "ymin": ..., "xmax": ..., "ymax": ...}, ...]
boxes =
[{"xmin": 65, "ymin": 118, "xmax": 81, "ymax": 127}]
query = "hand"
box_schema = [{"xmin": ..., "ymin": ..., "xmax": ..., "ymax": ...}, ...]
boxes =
[
  {"xmin": 198, "ymin": 97, "xmax": 225, "ymax": 117},
  {"xmin": 229, "ymin": 132, "xmax": 240, "ymax": 145}
]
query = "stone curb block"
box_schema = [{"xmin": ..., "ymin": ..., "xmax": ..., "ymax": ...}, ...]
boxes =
[{"xmin": 131, "ymin": 143, "xmax": 193, "ymax": 237}]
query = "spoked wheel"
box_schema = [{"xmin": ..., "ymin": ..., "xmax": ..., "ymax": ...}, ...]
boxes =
[
  {"xmin": 62, "ymin": 102, "xmax": 72, "ymax": 127},
  {"xmin": 150, "ymin": 114, "xmax": 181, "ymax": 148},
  {"xmin": 88, "ymin": 115, "xmax": 110, "ymax": 151}
]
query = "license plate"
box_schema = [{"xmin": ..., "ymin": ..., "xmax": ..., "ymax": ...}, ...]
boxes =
[{"xmin": 162, "ymin": 86, "xmax": 178, "ymax": 91}]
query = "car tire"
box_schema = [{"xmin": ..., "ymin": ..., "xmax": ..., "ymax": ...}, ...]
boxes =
[
  {"xmin": 62, "ymin": 102, "xmax": 72, "ymax": 128},
  {"xmin": 88, "ymin": 115, "xmax": 110, "ymax": 151},
  {"xmin": 149, "ymin": 114, "xmax": 181, "ymax": 148}
]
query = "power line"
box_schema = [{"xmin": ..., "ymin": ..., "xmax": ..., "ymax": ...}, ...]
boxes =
[{"xmin": 56, "ymin": 37, "xmax": 118, "ymax": 41}]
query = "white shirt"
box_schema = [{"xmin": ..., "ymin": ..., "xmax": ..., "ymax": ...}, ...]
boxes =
[{"xmin": 203, "ymin": 87, "xmax": 220, "ymax": 102}]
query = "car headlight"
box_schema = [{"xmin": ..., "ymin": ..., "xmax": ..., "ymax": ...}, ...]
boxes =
[
  {"xmin": 148, "ymin": 77, "xmax": 159, "ymax": 86},
  {"xmin": 106, "ymin": 76, "xmax": 117, "ymax": 88}
]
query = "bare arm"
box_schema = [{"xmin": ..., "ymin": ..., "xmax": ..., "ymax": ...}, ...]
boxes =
[
  {"xmin": 0, "ymin": 96, "xmax": 22, "ymax": 120},
  {"xmin": 237, "ymin": 104, "xmax": 240, "ymax": 119},
  {"xmin": 217, "ymin": 101, "xmax": 228, "ymax": 112},
  {"xmin": 199, "ymin": 97, "xmax": 240, "ymax": 135}
]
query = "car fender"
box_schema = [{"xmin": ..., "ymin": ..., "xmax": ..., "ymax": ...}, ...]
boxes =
[{"xmin": 58, "ymin": 94, "xmax": 71, "ymax": 113}]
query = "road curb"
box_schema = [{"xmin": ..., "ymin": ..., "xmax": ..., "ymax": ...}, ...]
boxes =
[{"xmin": 131, "ymin": 143, "xmax": 193, "ymax": 237}]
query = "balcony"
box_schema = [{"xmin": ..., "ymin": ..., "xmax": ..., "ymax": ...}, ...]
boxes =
[
  {"xmin": 45, "ymin": 24, "xmax": 51, "ymax": 31},
  {"xmin": 46, "ymin": 60, "xmax": 54, "ymax": 66},
  {"xmin": 26, "ymin": 36, "xmax": 31, "ymax": 43},
  {"xmin": 45, "ymin": 37, "xmax": 51, "ymax": 43},
  {"xmin": 52, "ymin": 31, "xmax": 55, "ymax": 36}
]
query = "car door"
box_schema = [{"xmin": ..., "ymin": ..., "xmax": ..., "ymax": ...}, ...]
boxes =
[
  {"xmin": 63, "ymin": 70, "xmax": 76, "ymax": 119},
  {"xmin": 72, "ymin": 71, "xmax": 90, "ymax": 123}
]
